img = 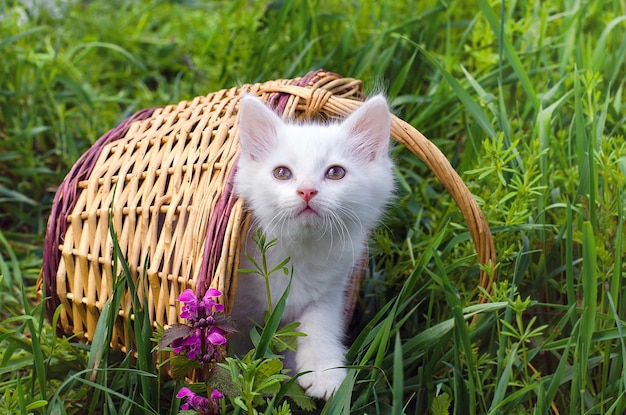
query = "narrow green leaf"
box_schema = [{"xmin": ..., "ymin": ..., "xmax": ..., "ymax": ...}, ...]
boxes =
[
  {"xmin": 86, "ymin": 300, "xmax": 111, "ymax": 380},
  {"xmin": 476, "ymin": 0, "xmax": 539, "ymax": 110},
  {"xmin": 389, "ymin": 49, "xmax": 418, "ymax": 98},
  {"xmin": 392, "ymin": 332, "xmax": 404, "ymax": 415},
  {"xmin": 68, "ymin": 42, "xmax": 147, "ymax": 70},
  {"xmin": 320, "ymin": 369, "xmax": 356, "ymax": 415},
  {"xmin": 574, "ymin": 67, "xmax": 590, "ymax": 201},
  {"xmin": 566, "ymin": 201, "xmax": 576, "ymax": 328},
  {"xmin": 590, "ymin": 16, "xmax": 626, "ymax": 74},
  {"xmin": 0, "ymin": 26, "xmax": 47, "ymax": 48},
  {"xmin": 490, "ymin": 342, "xmax": 519, "ymax": 412},
  {"xmin": 25, "ymin": 400, "xmax": 49, "ymax": 410},
  {"xmin": 545, "ymin": 316, "xmax": 578, "ymax": 407},
  {"xmin": 578, "ymin": 221, "xmax": 598, "ymax": 395},
  {"xmin": 413, "ymin": 44, "xmax": 497, "ymax": 139},
  {"xmin": 254, "ymin": 278, "xmax": 291, "ymax": 360},
  {"xmin": 0, "ymin": 186, "xmax": 38, "ymax": 205},
  {"xmin": 435, "ymin": 252, "xmax": 478, "ymax": 414}
]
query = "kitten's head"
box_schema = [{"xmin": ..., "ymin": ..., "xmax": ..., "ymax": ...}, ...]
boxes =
[{"xmin": 234, "ymin": 95, "xmax": 394, "ymax": 239}]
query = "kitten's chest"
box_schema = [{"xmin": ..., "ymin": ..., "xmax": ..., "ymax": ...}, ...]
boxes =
[{"xmin": 235, "ymin": 236, "xmax": 357, "ymax": 320}]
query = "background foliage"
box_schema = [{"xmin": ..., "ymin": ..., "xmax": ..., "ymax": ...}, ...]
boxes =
[{"xmin": 1, "ymin": 0, "xmax": 625, "ymax": 413}]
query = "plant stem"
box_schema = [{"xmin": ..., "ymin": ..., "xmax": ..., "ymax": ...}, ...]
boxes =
[{"xmin": 265, "ymin": 274, "xmax": 273, "ymax": 315}]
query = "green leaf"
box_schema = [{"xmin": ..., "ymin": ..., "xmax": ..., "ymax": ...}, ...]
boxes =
[
  {"xmin": 284, "ymin": 382, "xmax": 316, "ymax": 411},
  {"xmin": 590, "ymin": 16, "xmax": 626, "ymax": 75},
  {"xmin": 579, "ymin": 221, "xmax": 598, "ymax": 393},
  {"xmin": 392, "ymin": 332, "xmax": 404, "ymax": 415},
  {"xmin": 158, "ymin": 324, "xmax": 195, "ymax": 350},
  {"xmin": 25, "ymin": 400, "xmax": 49, "ymax": 410},
  {"xmin": 320, "ymin": 369, "xmax": 356, "ymax": 414},
  {"xmin": 476, "ymin": 0, "xmax": 539, "ymax": 110},
  {"xmin": 389, "ymin": 48, "xmax": 418, "ymax": 98},
  {"xmin": 86, "ymin": 300, "xmax": 111, "ymax": 380},
  {"xmin": 207, "ymin": 364, "xmax": 240, "ymax": 396},
  {"xmin": 0, "ymin": 186, "xmax": 38, "ymax": 205},
  {"xmin": 0, "ymin": 26, "xmax": 47, "ymax": 48},
  {"xmin": 234, "ymin": 396, "xmax": 249, "ymax": 411},
  {"xmin": 430, "ymin": 392, "xmax": 452, "ymax": 415},
  {"xmin": 255, "ymin": 359, "xmax": 285, "ymax": 394},
  {"xmin": 170, "ymin": 355, "xmax": 201, "ymax": 381},
  {"xmin": 413, "ymin": 45, "xmax": 497, "ymax": 140},
  {"xmin": 254, "ymin": 278, "xmax": 292, "ymax": 360}
]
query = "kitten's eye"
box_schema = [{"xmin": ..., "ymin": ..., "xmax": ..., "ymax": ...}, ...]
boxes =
[
  {"xmin": 326, "ymin": 166, "xmax": 346, "ymax": 180},
  {"xmin": 273, "ymin": 166, "xmax": 292, "ymax": 180}
]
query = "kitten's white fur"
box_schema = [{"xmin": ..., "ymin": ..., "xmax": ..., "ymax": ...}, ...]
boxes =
[{"xmin": 232, "ymin": 94, "xmax": 394, "ymax": 399}]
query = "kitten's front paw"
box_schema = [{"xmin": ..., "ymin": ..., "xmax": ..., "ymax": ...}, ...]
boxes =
[{"xmin": 298, "ymin": 367, "xmax": 347, "ymax": 400}]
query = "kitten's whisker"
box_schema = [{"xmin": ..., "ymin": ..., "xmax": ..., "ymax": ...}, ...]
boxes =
[
  {"xmin": 325, "ymin": 209, "xmax": 355, "ymax": 265},
  {"xmin": 335, "ymin": 206, "xmax": 363, "ymax": 265},
  {"xmin": 263, "ymin": 210, "xmax": 292, "ymax": 249},
  {"xmin": 324, "ymin": 213, "xmax": 341, "ymax": 263}
]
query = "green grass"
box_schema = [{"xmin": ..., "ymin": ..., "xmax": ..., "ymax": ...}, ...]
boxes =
[{"xmin": 1, "ymin": 0, "xmax": 625, "ymax": 413}]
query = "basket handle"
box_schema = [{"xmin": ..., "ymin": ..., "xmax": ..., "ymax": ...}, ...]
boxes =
[{"xmin": 389, "ymin": 115, "xmax": 496, "ymax": 300}]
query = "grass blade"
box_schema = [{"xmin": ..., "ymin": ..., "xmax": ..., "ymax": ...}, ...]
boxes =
[
  {"xmin": 413, "ymin": 44, "xmax": 497, "ymax": 139},
  {"xmin": 392, "ymin": 332, "xmax": 404, "ymax": 415},
  {"xmin": 434, "ymin": 251, "xmax": 478, "ymax": 414},
  {"xmin": 254, "ymin": 276, "xmax": 291, "ymax": 360},
  {"xmin": 475, "ymin": 0, "xmax": 539, "ymax": 110},
  {"xmin": 545, "ymin": 314, "xmax": 578, "ymax": 408},
  {"xmin": 578, "ymin": 221, "xmax": 598, "ymax": 402},
  {"xmin": 590, "ymin": 16, "xmax": 626, "ymax": 75}
]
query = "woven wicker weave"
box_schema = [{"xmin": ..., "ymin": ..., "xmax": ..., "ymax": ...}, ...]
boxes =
[{"xmin": 40, "ymin": 70, "xmax": 496, "ymax": 353}]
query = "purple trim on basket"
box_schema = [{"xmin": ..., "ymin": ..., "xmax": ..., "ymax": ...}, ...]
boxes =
[
  {"xmin": 42, "ymin": 107, "xmax": 159, "ymax": 324},
  {"xmin": 196, "ymin": 161, "xmax": 239, "ymax": 298}
]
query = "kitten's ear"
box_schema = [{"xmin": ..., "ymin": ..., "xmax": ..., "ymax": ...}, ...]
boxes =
[
  {"xmin": 341, "ymin": 95, "xmax": 392, "ymax": 161},
  {"xmin": 238, "ymin": 95, "xmax": 283, "ymax": 160}
]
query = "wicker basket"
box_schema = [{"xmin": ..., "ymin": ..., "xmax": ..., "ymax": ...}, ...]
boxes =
[{"xmin": 40, "ymin": 70, "xmax": 496, "ymax": 353}]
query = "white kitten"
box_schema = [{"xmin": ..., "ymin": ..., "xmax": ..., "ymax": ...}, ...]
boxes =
[{"xmin": 232, "ymin": 94, "xmax": 394, "ymax": 400}]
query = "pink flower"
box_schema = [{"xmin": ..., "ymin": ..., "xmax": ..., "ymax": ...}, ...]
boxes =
[
  {"xmin": 179, "ymin": 289, "xmax": 199, "ymax": 320},
  {"xmin": 171, "ymin": 328, "xmax": 202, "ymax": 359},
  {"xmin": 176, "ymin": 387, "xmax": 222, "ymax": 415},
  {"xmin": 179, "ymin": 288, "xmax": 224, "ymax": 320},
  {"xmin": 200, "ymin": 288, "xmax": 224, "ymax": 315},
  {"xmin": 163, "ymin": 287, "xmax": 235, "ymax": 365},
  {"xmin": 206, "ymin": 326, "xmax": 228, "ymax": 346},
  {"xmin": 210, "ymin": 389, "xmax": 223, "ymax": 401}
]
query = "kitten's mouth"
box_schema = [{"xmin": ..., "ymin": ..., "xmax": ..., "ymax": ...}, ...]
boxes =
[{"xmin": 298, "ymin": 206, "xmax": 319, "ymax": 218}]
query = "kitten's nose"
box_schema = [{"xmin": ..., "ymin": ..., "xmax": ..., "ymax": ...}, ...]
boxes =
[{"xmin": 297, "ymin": 188, "xmax": 318, "ymax": 203}]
